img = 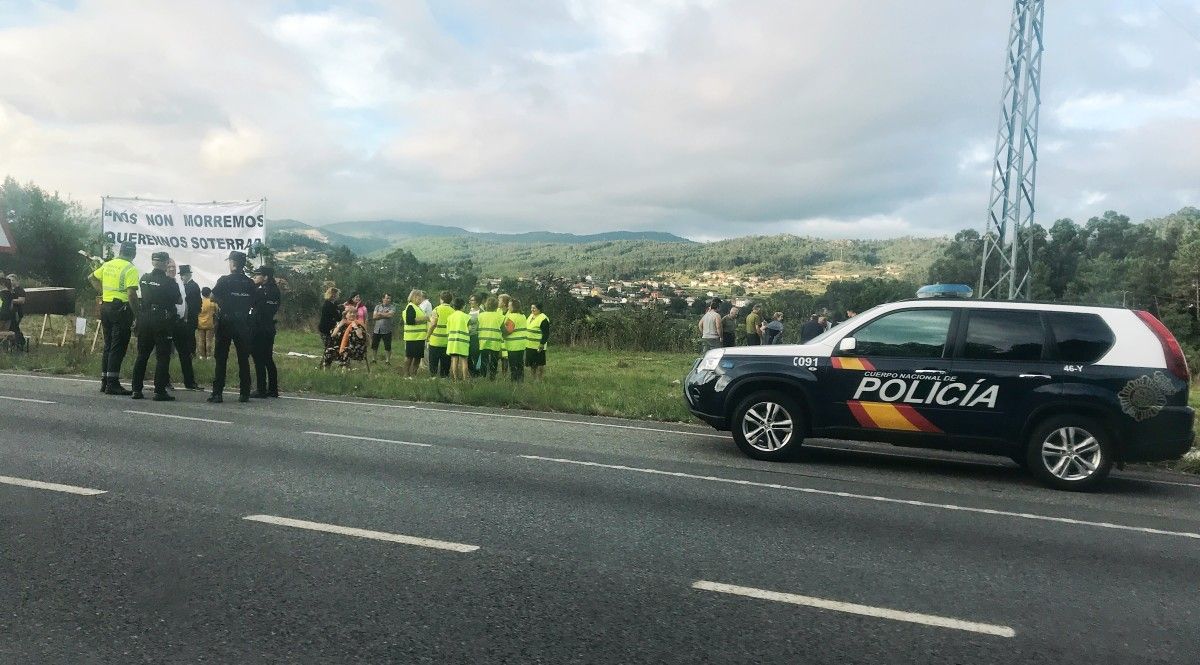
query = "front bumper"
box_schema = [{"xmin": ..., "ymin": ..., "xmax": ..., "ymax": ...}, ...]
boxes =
[{"xmin": 684, "ymin": 367, "xmax": 729, "ymax": 430}]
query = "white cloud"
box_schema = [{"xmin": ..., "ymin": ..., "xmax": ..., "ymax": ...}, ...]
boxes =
[{"xmin": 0, "ymin": 0, "xmax": 1196, "ymax": 240}]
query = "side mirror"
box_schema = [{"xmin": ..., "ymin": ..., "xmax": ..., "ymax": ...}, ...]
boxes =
[{"xmin": 838, "ymin": 337, "xmax": 857, "ymax": 353}]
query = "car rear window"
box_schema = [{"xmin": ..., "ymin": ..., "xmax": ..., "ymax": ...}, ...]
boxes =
[
  {"xmin": 1047, "ymin": 312, "xmax": 1114, "ymax": 363},
  {"xmin": 962, "ymin": 309, "xmax": 1045, "ymax": 361}
]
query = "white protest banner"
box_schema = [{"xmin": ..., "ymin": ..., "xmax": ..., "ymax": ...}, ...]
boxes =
[
  {"xmin": 0, "ymin": 215, "xmax": 14, "ymax": 253},
  {"xmin": 101, "ymin": 197, "xmax": 266, "ymax": 289}
]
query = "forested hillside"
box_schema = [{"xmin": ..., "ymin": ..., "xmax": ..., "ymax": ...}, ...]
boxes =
[{"xmin": 396, "ymin": 234, "xmax": 946, "ymax": 282}]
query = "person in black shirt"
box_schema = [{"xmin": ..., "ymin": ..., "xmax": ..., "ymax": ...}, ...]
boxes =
[
  {"xmin": 250, "ymin": 265, "xmax": 281, "ymax": 398},
  {"xmin": 130, "ymin": 252, "xmax": 181, "ymax": 401},
  {"xmin": 799, "ymin": 314, "xmax": 824, "ymax": 344},
  {"xmin": 5, "ymin": 273, "xmax": 25, "ymax": 350},
  {"xmin": 208, "ymin": 251, "xmax": 255, "ymax": 403},
  {"xmin": 318, "ymin": 286, "xmax": 341, "ymax": 354}
]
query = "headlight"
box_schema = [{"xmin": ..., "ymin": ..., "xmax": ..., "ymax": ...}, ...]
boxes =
[{"xmin": 698, "ymin": 349, "xmax": 724, "ymax": 371}]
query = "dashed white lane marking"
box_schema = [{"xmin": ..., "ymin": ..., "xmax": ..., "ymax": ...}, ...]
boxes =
[
  {"xmin": 0, "ymin": 475, "xmax": 106, "ymax": 495},
  {"xmin": 0, "ymin": 395, "xmax": 56, "ymax": 404},
  {"xmin": 243, "ymin": 515, "xmax": 478, "ymax": 553},
  {"xmin": 125, "ymin": 410, "xmax": 232, "ymax": 425},
  {"xmin": 523, "ymin": 455, "xmax": 1200, "ymax": 541},
  {"xmin": 281, "ymin": 395, "xmax": 726, "ymax": 438},
  {"xmin": 693, "ymin": 580, "xmax": 1016, "ymax": 638},
  {"xmin": 304, "ymin": 431, "xmax": 432, "ymax": 448}
]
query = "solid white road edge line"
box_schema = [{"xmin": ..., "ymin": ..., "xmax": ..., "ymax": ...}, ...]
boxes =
[
  {"xmin": 243, "ymin": 515, "xmax": 478, "ymax": 553},
  {"xmin": 692, "ymin": 580, "xmax": 1016, "ymax": 638},
  {"xmin": 124, "ymin": 410, "xmax": 233, "ymax": 425},
  {"xmin": 303, "ymin": 431, "xmax": 432, "ymax": 448},
  {"xmin": 0, "ymin": 475, "xmax": 106, "ymax": 495},
  {"xmin": 281, "ymin": 395, "xmax": 726, "ymax": 439},
  {"xmin": 522, "ymin": 455, "xmax": 1200, "ymax": 541},
  {"xmin": 0, "ymin": 395, "xmax": 56, "ymax": 404},
  {"xmin": 8, "ymin": 371, "xmax": 1199, "ymax": 489},
  {"xmin": 0, "ymin": 372, "xmax": 93, "ymax": 384}
]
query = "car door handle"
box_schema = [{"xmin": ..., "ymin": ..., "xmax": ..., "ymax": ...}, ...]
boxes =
[
  {"xmin": 1019, "ymin": 373, "xmax": 1051, "ymax": 379},
  {"xmin": 914, "ymin": 369, "xmax": 945, "ymax": 374}
]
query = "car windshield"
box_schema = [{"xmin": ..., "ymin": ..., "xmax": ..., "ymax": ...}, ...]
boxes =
[{"xmin": 805, "ymin": 304, "xmax": 885, "ymax": 345}]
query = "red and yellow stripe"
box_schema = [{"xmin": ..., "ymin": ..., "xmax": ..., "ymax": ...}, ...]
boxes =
[
  {"xmin": 831, "ymin": 357, "xmax": 876, "ymax": 371},
  {"xmin": 847, "ymin": 400, "xmax": 942, "ymax": 433}
]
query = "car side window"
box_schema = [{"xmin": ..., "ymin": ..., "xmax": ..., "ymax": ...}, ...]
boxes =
[
  {"xmin": 1047, "ymin": 312, "xmax": 1114, "ymax": 363},
  {"xmin": 961, "ymin": 309, "xmax": 1044, "ymax": 361},
  {"xmin": 850, "ymin": 309, "xmax": 953, "ymax": 358}
]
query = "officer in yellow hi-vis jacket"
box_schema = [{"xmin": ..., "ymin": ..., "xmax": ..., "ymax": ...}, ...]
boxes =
[{"xmin": 87, "ymin": 241, "xmax": 140, "ymax": 395}]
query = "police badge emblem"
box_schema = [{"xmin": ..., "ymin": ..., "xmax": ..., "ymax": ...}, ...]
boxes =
[{"xmin": 1117, "ymin": 372, "xmax": 1174, "ymax": 421}]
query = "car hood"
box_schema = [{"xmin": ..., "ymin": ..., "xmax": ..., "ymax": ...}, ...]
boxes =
[{"xmin": 719, "ymin": 342, "xmax": 833, "ymax": 357}]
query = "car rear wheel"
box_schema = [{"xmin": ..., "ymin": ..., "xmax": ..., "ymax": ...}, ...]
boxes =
[
  {"xmin": 1025, "ymin": 415, "xmax": 1113, "ymax": 491},
  {"xmin": 731, "ymin": 391, "xmax": 805, "ymax": 461}
]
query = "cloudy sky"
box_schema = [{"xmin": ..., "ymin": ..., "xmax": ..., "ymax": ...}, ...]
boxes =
[{"xmin": 0, "ymin": 0, "xmax": 1198, "ymax": 239}]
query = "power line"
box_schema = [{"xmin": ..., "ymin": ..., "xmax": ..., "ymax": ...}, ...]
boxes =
[{"xmin": 1152, "ymin": 0, "xmax": 1200, "ymax": 48}]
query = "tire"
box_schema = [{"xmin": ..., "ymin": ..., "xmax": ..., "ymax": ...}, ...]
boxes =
[
  {"xmin": 731, "ymin": 391, "xmax": 805, "ymax": 461},
  {"xmin": 1025, "ymin": 415, "xmax": 1114, "ymax": 491}
]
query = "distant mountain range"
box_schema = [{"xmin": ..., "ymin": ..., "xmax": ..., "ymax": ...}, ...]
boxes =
[
  {"xmin": 269, "ymin": 219, "xmax": 690, "ymax": 256},
  {"xmin": 266, "ymin": 218, "xmax": 945, "ymax": 284}
]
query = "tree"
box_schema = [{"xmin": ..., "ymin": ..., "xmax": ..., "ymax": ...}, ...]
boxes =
[
  {"xmin": 927, "ymin": 229, "xmax": 981, "ymax": 286},
  {"xmin": 0, "ymin": 178, "xmax": 97, "ymax": 290}
]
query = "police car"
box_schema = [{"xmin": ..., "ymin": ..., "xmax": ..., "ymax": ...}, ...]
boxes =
[{"xmin": 684, "ymin": 285, "xmax": 1195, "ymax": 490}]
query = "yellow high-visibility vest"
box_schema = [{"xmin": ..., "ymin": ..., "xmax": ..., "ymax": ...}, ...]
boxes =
[
  {"xmin": 428, "ymin": 303, "xmax": 455, "ymax": 348},
  {"xmin": 504, "ymin": 312, "xmax": 528, "ymax": 352},
  {"xmin": 92, "ymin": 258, "xmax": 139, "ymax": 303},
  {"xmin": 526, "ymin": 312, "xmax": 548, "ymax": 350},
  {"xmin": 403, "ymin": 302, "xmax": 428, "ymax": 342},
  {"xmin": 446, "ymin": 310, "xmax": 471, "ymax": 356},
  {"xmin": 477, "ymin": 310, "xmax": 505, "ymax": 352}
]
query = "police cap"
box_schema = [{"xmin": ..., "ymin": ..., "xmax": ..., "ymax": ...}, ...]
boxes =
[
  {"xmin": 151, "ymin": 251, "xmax": 171, "ymax": 263},
  {"xmin": 227, "ymin": 250, "xmax": 247, "ymax": 266},
  {"xmin": 178, "ymin": 264, "xmax": 192, "ymax": 275},
  {"xmin": 252, "ymin": 265, "xmax": 274, "ymax": 277}
]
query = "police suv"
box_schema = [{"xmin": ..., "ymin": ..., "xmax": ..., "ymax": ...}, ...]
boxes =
[{"xmin": 684, "ymin": 286, "xmax": 1195, "ymax": 490}]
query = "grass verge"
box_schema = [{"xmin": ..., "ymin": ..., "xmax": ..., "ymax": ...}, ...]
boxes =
[{"xmin": 0, "ymin": 328, "xmax": 699, "ymax": 423}]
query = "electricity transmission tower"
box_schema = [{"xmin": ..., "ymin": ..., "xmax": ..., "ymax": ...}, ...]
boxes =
[{"xmin": 979, "ymin": 0, "xmax": 1044, "ymax": 300}]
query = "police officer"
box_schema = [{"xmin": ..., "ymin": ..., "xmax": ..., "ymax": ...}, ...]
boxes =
[
  {"xmin": 208, "ymin": 251, "xmax": 255, "ymax": 403},
  {"xmin": 130, "ymin": 251, "xmax": 181, "ymax": 401},
  {"xmin": 250, "ymin": 265, "xmax": 281, "ymax": 398},
  {"xmin": 88, "ymin": 241, "xmax": 140, "ymax": 395}
]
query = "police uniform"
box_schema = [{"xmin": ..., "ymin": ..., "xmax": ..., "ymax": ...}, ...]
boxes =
[
  {"xmin": 250, "ymin": 266, "xmax": 282, "ymax": 398},
  {"xmin": 130, "ymin": 252, "xmax": 181, "ymax": 400},
  {"xmin": 92, "ymin": 242, "xmax": 140, "ymax": 394},
  {"xmin": 209, "ymin": 251, "xmax": 255, "ymax": 403}
]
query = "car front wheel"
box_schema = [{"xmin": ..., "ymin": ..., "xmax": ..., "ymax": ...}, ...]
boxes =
[
  {"xmin": 1026, "ymin": 415, "xmax": 1113, "ymax": 491},
  {"xmin": 731, "ymin": 391, "xmax": 805, "ymax": 461}
]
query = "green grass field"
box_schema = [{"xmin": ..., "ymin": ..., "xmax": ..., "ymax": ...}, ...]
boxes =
[{"xmin": 4, "ymin": 319, "xmax": 1197, "ymax": 473}]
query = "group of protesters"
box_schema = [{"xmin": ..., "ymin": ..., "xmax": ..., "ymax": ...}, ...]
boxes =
[
  {"xmin": 699, "ymin": 299, "xmax": 857, "ymax": 351},
  {"xmin": 316, "ymin": 286, "xmax": 549, "ymax": 381}
]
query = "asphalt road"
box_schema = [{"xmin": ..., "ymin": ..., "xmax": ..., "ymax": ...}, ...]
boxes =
[{"xmin": 2, "ymin": 371, "xmax": 1200, "ymax": 664}]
